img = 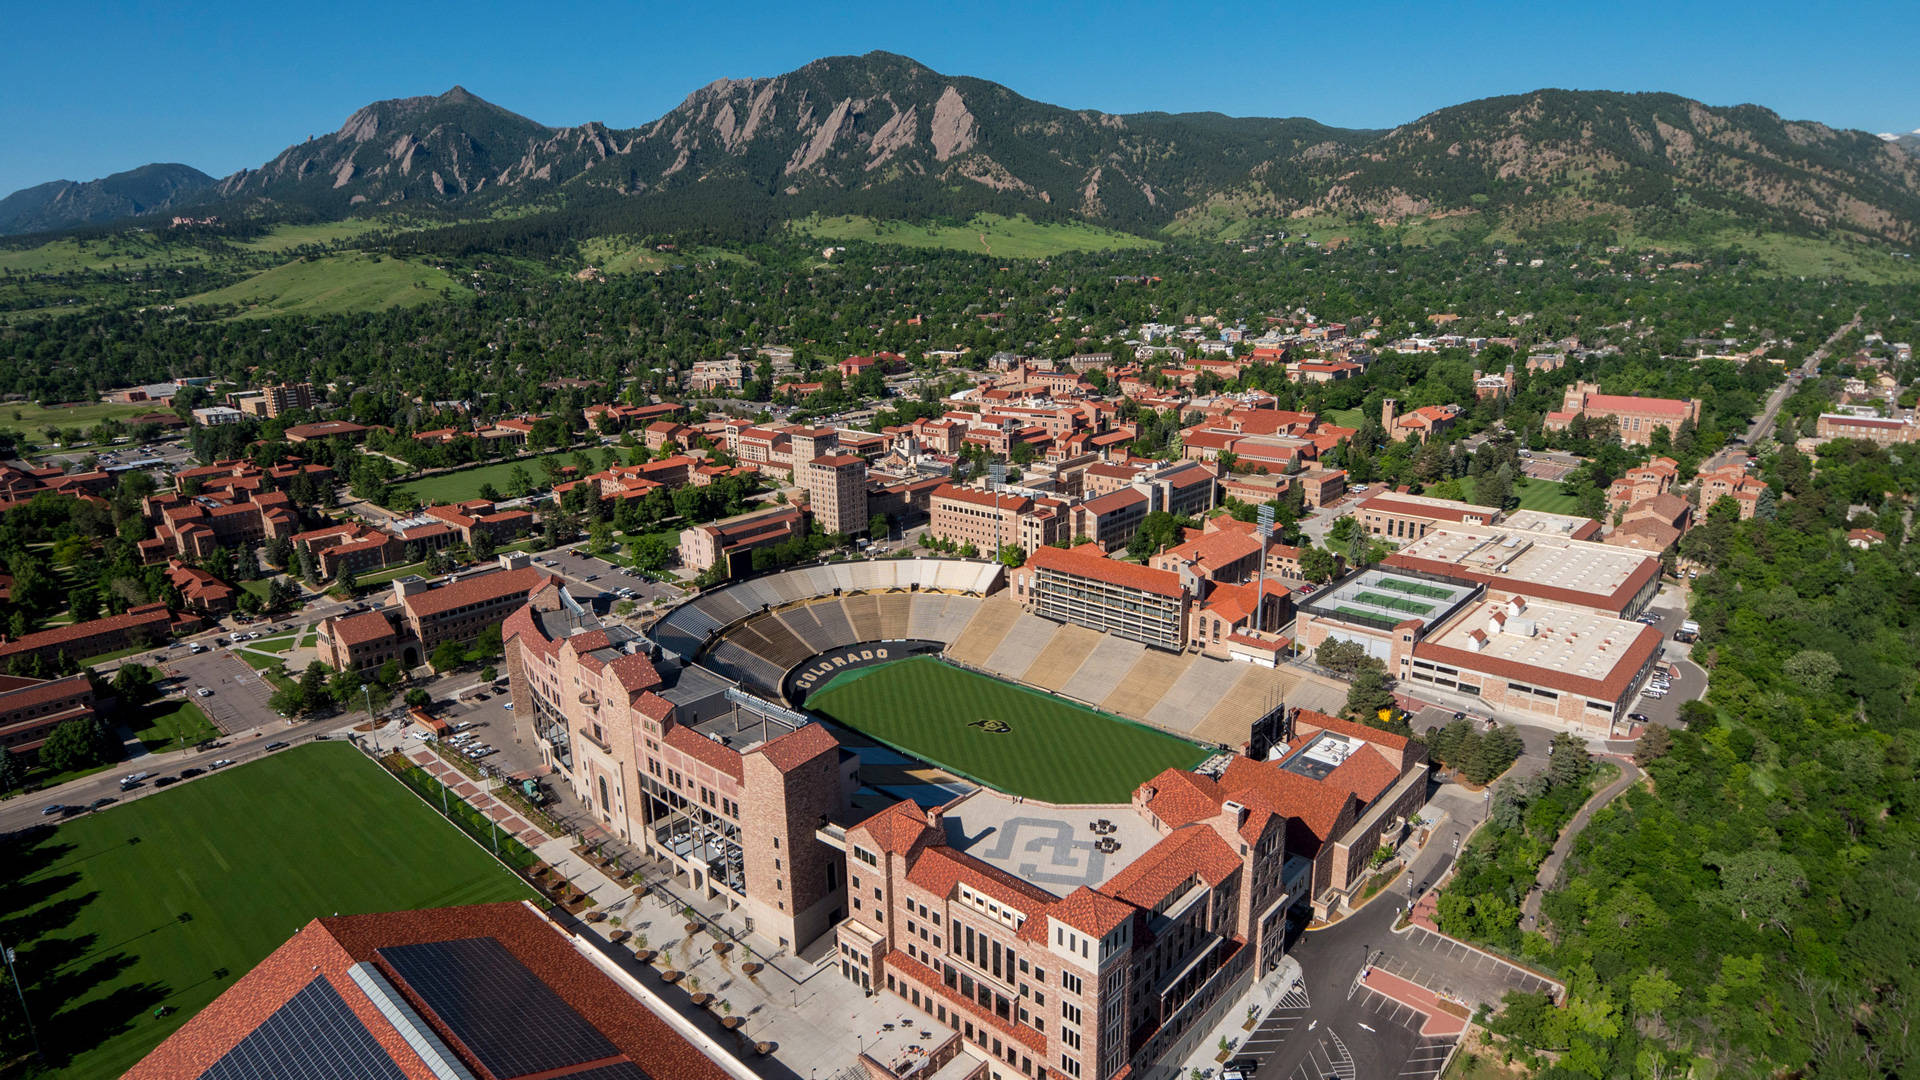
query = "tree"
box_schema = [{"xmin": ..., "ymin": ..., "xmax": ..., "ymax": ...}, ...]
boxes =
[
  {"xmin": 336, "ymin": 564, "xmax": 358, "ymax": 595},
  {"xmin": 0, "ymin": 748, "xmax": 22, "ymax": 793},
  {"xmin": 1298, "ymin": 545, "xmax": 1340, "ymax": 583},
  {"xmin": 1782, "ymin": 648, "xmax": 1840, "ymax": 692},
  {"xmin": 405, "ymin": 688, "xmax": 433, "ymax": 710},
  {"xmin": 1344, "ymin": 659, "xmax": 1397, "ymax": 724},
  {"xmin": 1709, "ymin": 849, "xmax": 1807, "ymax": 935},
  {"xmin": 996, "ymin": 543, "xmax": 1024, "ymax": 568},
  {"xmin": 41, "ymin": 716, "xmax": 112, "ymax": 773},
  {"xmin": 1547, "ymin": 731, "xmax": 1592, "ymax": 788},
  {"xmin": 431, "ymin": 640, "xmax": 467, "ymax": 672},
  {"xmin": 111, "ymin": 662, "xmax": 158, "ymax": 705},
  {"xmin": 1633, "ymin": 724, "xmax": 1673, "ymax": 765},
  {"xmin": 1314, "ymin": 636, "xmax": 1368, "ymax": 675},
  {"xmin": 869, "ymin": 513, "xmax": 889, "ymax": 540}
]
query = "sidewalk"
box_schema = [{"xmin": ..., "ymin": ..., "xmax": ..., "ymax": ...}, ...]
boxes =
[
  {"xmin": 359, "ymin": 725, "xmax": 887, "ymax": 1080},
  {"xmin": 1177, "ymin": 957, "xmax": 1304, "ymax": 1077}
]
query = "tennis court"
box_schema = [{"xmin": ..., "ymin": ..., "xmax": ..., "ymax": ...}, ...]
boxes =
[{"xmin": 1354, "ymin": 590, "xmax": 1437, "ymax": 615}]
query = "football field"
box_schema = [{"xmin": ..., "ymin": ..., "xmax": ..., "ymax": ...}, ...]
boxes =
[
  {"xmin": 5, "ymin": 742, "xmax": 533, "ymax": 1079},
  {"xmin": 805, "ymin": 656, "xmax": 1209, "ymax": 803}
]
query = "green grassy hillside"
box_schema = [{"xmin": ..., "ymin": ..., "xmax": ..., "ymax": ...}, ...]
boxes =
[
  {"xmin": 181, "ymin": 252, "xmax": 469, "ymax": 317},
  {"xmin": 796, "ymin": 213, "xmax": 1159, "ymax": 258}
]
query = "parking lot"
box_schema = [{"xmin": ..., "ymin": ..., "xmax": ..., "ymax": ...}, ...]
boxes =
[
  {"xmin": 533, "ymin": 548, "xmax": 681, "ymax": 612},
  {"xmin": 1348, "ymin": 985, "xmax": 1455, "ymax": 1080},
  {"xmin": 1375, "ymin": 926, "xmax": 1561, "ymax": 1009},
  {"xmin": 161, "ymin": 647, "xmax": 282, "ymax": 735},
  {"xmin": 1241, "ymin": 982, "xmax": 1432, "ymax": 1080}
]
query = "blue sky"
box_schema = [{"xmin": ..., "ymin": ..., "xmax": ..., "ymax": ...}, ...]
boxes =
[{"xmin": 3, "ymin": 0, "xmax": 1915, "ymax": 196}]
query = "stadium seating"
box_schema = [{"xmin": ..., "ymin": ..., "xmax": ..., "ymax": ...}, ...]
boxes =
[{"xmin": 647, "ymin": 559, "xmax": 1006, "ymax": 673}]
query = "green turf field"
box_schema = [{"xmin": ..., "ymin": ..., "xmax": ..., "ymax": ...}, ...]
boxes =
[
  {"xmin": 5, "ymin": 742, "xmax": 533, "ymax": 1078},
  {"xmin": 395, "ymin": 449, "xmax": 583, "ymax": 503},
  {"xmin": 804, "ymin": 656, "xmax": 1207, "ymax": 803}
]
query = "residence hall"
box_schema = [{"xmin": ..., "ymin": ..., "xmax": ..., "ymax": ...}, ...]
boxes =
[
  {"xmin": 0, "ymin": 603, "xmax": 175, "ymax": 671},
  {"xmin": 678, "ymin": 504, "xmax": 809, "ymax": 576},
  {"xmin": 1293, "ymin": 567, "xmax": 1664, "ymax": 735},
  {"xmin": 125, "ymin": 902, "xmax": 753, "ymax": 1080},
  {"xmin": 830, "ymin": 708, "xmax": 1427, "ymax": 1080},
  {"xmin": 504, "ymin": 580, "xmax": 854, "ymax": 954},
  {"xmin": 319, "ymin": 555, "xmax": 551, "ymax": 672}
]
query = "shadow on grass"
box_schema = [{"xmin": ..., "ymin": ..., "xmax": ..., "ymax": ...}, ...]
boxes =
[{"xmin": 0, "ymin": 827, "xmax": 175, "ymax": 1070}]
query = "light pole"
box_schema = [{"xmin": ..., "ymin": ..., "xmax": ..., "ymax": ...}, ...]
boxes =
[{"xmin": 1, "ymin": 936, "xmax": 42, "ymax": 1062}]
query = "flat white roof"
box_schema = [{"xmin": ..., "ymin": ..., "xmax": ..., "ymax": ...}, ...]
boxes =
[
  {"xmin": 1427, "ymin": 597, "xmax": 1645, "ymax": 687},
  {"xmin": 1393, "ymin": 527, "xmax": 1647, "ymax": 602}
]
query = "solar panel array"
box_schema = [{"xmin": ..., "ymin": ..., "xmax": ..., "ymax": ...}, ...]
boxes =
[
  {"xmin": 379, "ymin": 936, "xmax": 619, "ymax": 1080},
  {"xmin": 199, "ymin": 976, "xmax": 408, "ymax": 1080},
  {"xmin": 561, "ymin": 1064, "xmax": 654, "ymax": 1080}
]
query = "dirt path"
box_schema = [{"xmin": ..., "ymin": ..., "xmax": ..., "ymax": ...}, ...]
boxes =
[
  {"xmin": 1521, "ymin": 758, "xmax": 1641, "ymax": 931},
  {"xmin": 977, "ymin": 232, "xmax": 992, "ymax": 254}
]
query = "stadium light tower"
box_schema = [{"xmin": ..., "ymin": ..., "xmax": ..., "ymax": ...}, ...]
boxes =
[
  {"xmin": 1255, "ymin": 502, "xmax": 1275, "ymax": 631},
  {"xmin": 989, "ymin": 461, "xmax": 1008, "ymax": 558}
]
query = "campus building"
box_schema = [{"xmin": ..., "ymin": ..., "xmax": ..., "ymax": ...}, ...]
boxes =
[
  {"xmin": 1814, "ymin": 411, "xmax": 1920, "ymax": 445},
  {"xmin": 505, "ymin": 582, "xmax": 855, "ymax": 953},
  {"xmin": 319, "ymin": 556, "xmax": 552, "ymax": 672},
  {"xmin": 1354, "ymin": 491, "xmax": 1500, "ymax": 543},
  {"xmin": 1009, "ymin": 543, "xmax": 1288, "ymax": 657},
  {"xmin": 141, "ymin": 488, "xmax": 300, "ymax": 562},
  {"xmin": 1382, "ymin": 400, "xmax": 1463, "ymax": 443},
  {"xmin": 1543, "ymin": 381, "xmax": 1700, "ymax": 447},
  {"xmin": 832, "ymin": 777, "xmax": 1298, "ymax": 1080},
  {"xmin": 678, "ymin": 505, "xmax": 810, "ymax": 576},
  {"xmin": 126, "ymin": 902, "xmax": 754, "ymax": 1080},
  {"xmin": 929, "ymin": 484, "xmax": 1070, "ymax": 556},
  {"xmin": 0, "ymin": 673, "xmax": 97, "ymax": 760},
  {"xmin": 1697, "ymin": 464, "xmax": 1769, "ymax": 520},
  {"xmin": 0, "ymin": 603, "xmax": 175, "ymax": 672},
  {"xmin": 1293, "ymin": 568, "xmax": 1664, "ymax": 735},
  {"xmin": 1383, "ymin": 525, "xmax": 1660, "ymax": 618},
  {"xmin": 803, "ymin": 454, "xmax": 870, "ymax": 537}
]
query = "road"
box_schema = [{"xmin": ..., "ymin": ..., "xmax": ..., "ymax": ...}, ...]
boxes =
[
  {"xmin": 1706, "ymin": 309, "xmax": 1860, "ymax": 472},
  {"xmin": 1520, "ymin": 759, "xmax": 1642, "ymax": 932}
]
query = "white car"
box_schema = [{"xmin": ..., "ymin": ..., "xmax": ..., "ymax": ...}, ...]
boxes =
[{"xmin": 196, "ymin": 687, "xmax": 213, "ymax": 698}]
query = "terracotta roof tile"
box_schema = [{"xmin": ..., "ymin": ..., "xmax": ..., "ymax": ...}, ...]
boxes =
[{"xmin": 753, "ymin": 721, "xmax": 838, "ymax": 773}]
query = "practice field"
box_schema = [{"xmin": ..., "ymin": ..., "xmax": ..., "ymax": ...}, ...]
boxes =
[
  {"xmin": 395, "ymin": 449, "xmax": 590, "ymax": 503},
  {"xmin": 5, "ymin": 741, "xmax": 533, "ymax": 1079},
  {"xmin": 804, "ymin": 656, "xmax": 1208, "ymax": 803}
]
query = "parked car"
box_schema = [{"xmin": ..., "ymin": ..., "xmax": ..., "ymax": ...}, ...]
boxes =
[
  {"xmin": 196, "ymin": 687, "xmax": 213, "ymax": 697},
  {"xmin": 154, "ymin": 776, "xmax": 178, "ymax": 787},
  {"xmin": 41, "ymin": 804, "xmax": 67, "ymax": 816},
  {"xmin": 180, "ymin": 768, "xmax": 204, "ymax": 779},
  {"xmin": 1629, "ymin": 712, "xmax": 1652, "ymax": 724},
  {"xmin": 210, "ymin": 759, "xmax": 235, "ymax": 769},
  {"xmin": 89, "ymin": 796, "xmax": 117, "ymax": 810},
  {"xmin": 264, "ymin": 741, "xmax": 289, "ymax": 751}
]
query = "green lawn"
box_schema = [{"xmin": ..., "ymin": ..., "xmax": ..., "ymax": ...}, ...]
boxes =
[
  {"xmin": 804, "ymin": 657, "xmax": 1207, "ymax": 803},
  {"xmin": 235, "ymin": 650, "xmax": 287, "ymax": 671},
  {"xmin": 796, "ymin": 213, "xmax": 1159, "ymax": 258},
  {"xmin": 0, "ymin": 398, "xmax": 178, "ymax": 443},
  {"xmin": 355, "ymin": 559, "xmax": 429, "ymax": 587},
  {"xmin": 248, "ymin": 634, "xmax": 297, "ymax": 653},
  {"xmin": 77, "ymin": 642, "xmax": 157, "ymax": 666},
  {"xmin": 1324, "ymin": 407, "xmax": 1365, "ymax": 430},
  {"xmin": 6, "ymin": 742, "xmax": 533, "ymax": 1078},
  {"xmin": 180, "ymin": 252, "xmax": 470, "ymax": 318},
  {"xmin": 126, "ymin": 699, "xmax": 218, "ymax": 752},
  {"xmin": 1460, "ymin": 475, "xmax": 1586, "ymax": 515},
  {"xmin": 395, "ymin": 449, "xmax": 583, "ymax": 503}
]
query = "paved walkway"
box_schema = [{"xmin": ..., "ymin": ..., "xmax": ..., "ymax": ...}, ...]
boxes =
[
  {"xmin": 1360, "ymin": 970, "xmax": 1467, "ymax": 1038},
  {"xmin": 1521, "ymin": 758, "xmax": 1642, "ymax": 931}
]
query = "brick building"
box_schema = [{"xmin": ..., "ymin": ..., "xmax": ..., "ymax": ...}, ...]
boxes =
[
  {"xmin": 0, "ymin": 673, "xmax": 97, "ymax": 760},
  {"xmin": 1813, "ymin": 412, "xmax": 1920, "ymax": 445},
  {"xmin": 1544, "ymin": 382, "xmax": 1700, "ymax": 447},
  {"xmin": 319, "ymin": 556, "xmax": 551, "ymax": 672},
  {"xmin": 929, "ymin": 485, "xmax": 1069, "ymax": 556},
  {"xmin": 1293, "ymin": 569, "xmax": 1663, "ymax": 735},
  {"xmin": 0, "ymin": 603, "xmax": 174, "ymax": 671},
  {"xmin": 505, "ymin": 582, "xmax": 854, "ymax": 953},
  {"xmin": 1697, "ymin": 463, "xmax": 1769, "ymax": 520},
  {"xmin": 1382, "ymin": 400, "xmax": 1463, "ymax": 443},
  {"xmin": 803, "ymin": 454, "xmax": 870, "ymax": 537},
  {"xmin": 678, "ymin": 505, "xmax": 810, "ymax": 577}
]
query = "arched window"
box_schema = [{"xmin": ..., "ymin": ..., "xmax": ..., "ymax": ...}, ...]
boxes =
[{"xmin": 598, "ymin": 775, "xmax": 610, "ymax": 812}]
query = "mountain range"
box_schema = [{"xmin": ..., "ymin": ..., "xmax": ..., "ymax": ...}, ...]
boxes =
[{"xmin": 7, "ymin": 52, "xmax": 1920, "ymax": 247}]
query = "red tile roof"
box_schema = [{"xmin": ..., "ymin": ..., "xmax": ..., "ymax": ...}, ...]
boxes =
[
  {"xmin": 852, "ymin": 799, "xmax": 936, "ymax": 856},
  {"xmin": 663, "ymin": 723, "xmax": 744, "ymax": 782},
  {"xmin": 1141, "ymin": 767, "xmax": 1225, "ymax": 827},
  {"xmin": 402, "ymin": 567, "xmax": 550, "ymax": 619},
  {"xmin": 1028, "ymin": 544, "xmax": 1186, "ymax": 599},
  {"xmin": 1049, "ymin": 886, "xmax": 1136, "ymax": 937},
  {"xmin": 328, "ymin": 610, "xmax": 397, "ymax": 646},
  {"xmin": 1100, "ymin": 826, "xmax": 1241, "ymax": 911},
  {"xmin": 0, "ymin": 603, "xmax": 171, "ymax": 659},
  {"xmin": 754, "ymin": 720, "xmax": 838, "ymax": 773}
]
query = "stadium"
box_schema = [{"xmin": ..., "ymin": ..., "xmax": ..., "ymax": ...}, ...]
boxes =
[{"xmin": 644, "ymin": 557, "xmax": 1303, "ymax": 803}]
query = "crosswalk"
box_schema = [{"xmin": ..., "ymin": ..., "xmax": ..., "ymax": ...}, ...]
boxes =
[{"xmin": 1286, "ymin": 1030, "xmax": 1356, "ymax": 1080}]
